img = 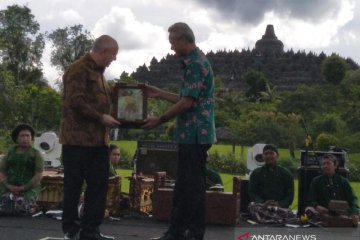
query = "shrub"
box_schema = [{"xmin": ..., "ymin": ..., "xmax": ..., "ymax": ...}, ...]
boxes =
[
  {"xmin": 347, "ymin": 161, "xmax": 360, "ymax": 182},
  {"xmin": 342, "ymin": 132, "xmax": 360, "ymax": 152},
  {"xmin": 117, "ymin": 148, "xmax": 135, "ymax": 169},
  {"xmin": 207, "ymin": 150, "xmax": 248, "ymax": 175},
  {"xmin": 316, "ymin": 133, "xmax": 339, "ymax": 151},
  {"xmin": 278, "ymin": 158, "xmax": 299, "ymax": 178}
]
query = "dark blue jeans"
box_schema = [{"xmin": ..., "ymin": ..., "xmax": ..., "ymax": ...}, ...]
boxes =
[
  {"xmin": 168, "ymin": 144, "xmax": 211, "ymax": 240},
  {"xmin": 62, "ymin": 145, "xmax": 109, "ymax": 236}
]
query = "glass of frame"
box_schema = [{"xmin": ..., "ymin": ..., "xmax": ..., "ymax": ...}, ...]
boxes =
[{"xmin": 112, "ymin": 83, "xmax": 147, "ymax": 128}]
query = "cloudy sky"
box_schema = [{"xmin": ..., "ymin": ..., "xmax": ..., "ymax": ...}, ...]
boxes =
[{"xmin": 1, "ymin": 0, "xmax": 359, "ymax": 88}]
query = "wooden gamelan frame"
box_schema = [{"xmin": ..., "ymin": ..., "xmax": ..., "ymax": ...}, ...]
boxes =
[{"xmin": 112, "ymin": 83, "xmax": 147, "ymax": 128}]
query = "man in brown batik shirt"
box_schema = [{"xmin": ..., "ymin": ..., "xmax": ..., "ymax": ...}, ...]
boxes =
[{"xmin": 60, "ymin": 35, "xmax": 120, "ymax": 240}]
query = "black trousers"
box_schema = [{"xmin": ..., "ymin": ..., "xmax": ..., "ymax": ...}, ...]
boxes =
[
  {"xmin": 168, "ymin": 144, "xmax": 210, "ymax": 240},
  {"xmin": 62, "ymin": 145, "xmax": 109, "ymax": 235}
]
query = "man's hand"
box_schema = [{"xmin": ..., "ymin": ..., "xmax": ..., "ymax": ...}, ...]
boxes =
[
  {"xmin": 141, "ymin": 116, "xmax": 161, "ymax": 130},
  {"xmin": 144, "ymin": 85, "xmax": 161, "ymax": 98},
  {"xmin": 101, "ymin": 114, "xmax": 120, "ymax": 127}
]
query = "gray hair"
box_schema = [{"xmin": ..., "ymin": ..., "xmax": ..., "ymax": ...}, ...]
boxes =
[
  {"xmin": 92, "ymin": 35, "xmax": 118, "ymax": 52},
  {"xmin": 322, "ymin": 153, "xmax": 338, "ymax": 167},
  {"xmin": 168, "ymin": 22, "xmax": 195, "ymax": 43}
]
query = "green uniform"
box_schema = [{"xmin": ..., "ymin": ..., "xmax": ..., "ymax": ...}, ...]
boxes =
[
  {"xmin": 109, "ymin": 163, "xmax": 117, "ymax": 177},
  {"xmin": 248, "ymin": 165, "xmax": 294, "ymax": 208},
  {"xmin": 308, "ymin": 174, "xmax": 359, "ymax": 214},
  {"xmin": 0, "ymin": 146, "xmax": 44, "ymax": 200}
]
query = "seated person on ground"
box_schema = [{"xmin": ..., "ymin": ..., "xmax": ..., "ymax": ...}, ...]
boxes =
[
  {"xmin": 248, "ymin": 144, "xmax": 295, "ymax": 223},
  {"xmin": 109, "ymin": 144, "xmax": 121, "ymax": 177},
  {"xmin": 0, "ymin": 124, "xmax": 44, "ymax": 215},
  {"xmin": 306, "ymin": 153, "xmax": 359, "ymax": 226}
]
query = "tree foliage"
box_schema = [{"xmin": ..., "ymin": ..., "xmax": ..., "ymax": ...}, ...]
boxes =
[
  {"xmin": 47, "ymin": 24, "xmax": 94, "ymax": 72},
  {"xmin": 242, "ymin": 70, "xmax": 270, "ymax": 101},
  {"xmin": 0, "ymin": 4, "xmax": 45, "ymax": 85},
  {"xmin": 321, "ymin": 54, "xmax": 347, "ymax": 85}
]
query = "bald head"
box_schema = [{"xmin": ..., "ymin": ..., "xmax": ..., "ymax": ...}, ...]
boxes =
[
  {"xmin": 92, "ymin": 35, "xmax": 118, "ymax": 52},
  {"xmin": 90, "ymin": 35, "xmax": 119, "ymax": 68}
]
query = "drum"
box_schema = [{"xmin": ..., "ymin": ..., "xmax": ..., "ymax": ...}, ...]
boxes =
[
  {"xmin": 37, "ymin": 170, "xmax": 64, "ymax": 211},
  {"xmin": 38, "ymin": 171, "xmax": 122, "ymax": 213},
  {"xmin": 106, "ymin": 175, "xmax": 121, "ymax": 215},
  {"xmin": 128, "ymin": 176, "xmax": 154, "ymax": 214}
]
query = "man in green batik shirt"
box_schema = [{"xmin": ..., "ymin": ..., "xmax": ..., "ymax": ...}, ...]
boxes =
[
  {"xmin": 142, "ymin": 22, "xmax": 216, "ymax": 240},
  {"xmin": 248, "ymin": 144, "xmax": 294, "ymax": 208},
  {"xmin": 307, "ymin": 153, "xmax": 359, "ymax": 226}
]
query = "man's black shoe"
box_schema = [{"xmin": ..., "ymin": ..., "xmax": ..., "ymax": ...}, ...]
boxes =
[{"xmin": 64, "ymin": 232, "xmax": 79, "ymax": 240}]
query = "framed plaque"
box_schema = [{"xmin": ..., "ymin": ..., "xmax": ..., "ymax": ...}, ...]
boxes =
[{"xmin": 112, "ymin": 83, "xmax": 147, "ymax": 128}]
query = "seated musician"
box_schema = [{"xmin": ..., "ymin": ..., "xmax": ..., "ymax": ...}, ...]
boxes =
[
  {"xmin": 109, "ymin": 144, "xmax": 121, "ymax": 177},
  {"xmin": 248, "ymin": 144, "xmax": 295, "ymax": 223},
  {"xmin": 306, "ymin": 153, "xmax": 359, "ymax": 227},
  {"xmin": 0, "ymin": 124, "xmax": 44, "ymax": 215}
]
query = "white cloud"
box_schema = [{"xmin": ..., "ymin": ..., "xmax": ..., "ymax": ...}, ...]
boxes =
[
  {"xmin": 59, "ymin": 9, "xmax": 84, "ymax": 25},
  {"xmin": 90, "ymin": 6, "xmax": 170, "ymax": 81},
  {"xmin": 0, "ymin": 0, "xmax": 359, "ymax": 87},
  {"xmin": 41, "ymin": 43, "xmax": 62, "ymax": 88}
]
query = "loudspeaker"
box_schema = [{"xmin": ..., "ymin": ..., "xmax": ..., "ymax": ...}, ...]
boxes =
[
  {"xmin": 297, "ymin": 166, "xmax": 348, "ymax": 215},
  {"xmin": 300, "ymin": 150, "xmax": 347, "ymax": 168},
  {"xmin": 135, "ymin": 141, "xmax": 178, "ymax": 179}
]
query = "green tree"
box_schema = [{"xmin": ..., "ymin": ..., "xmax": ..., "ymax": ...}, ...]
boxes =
[
  {"xmin": 258, "ymin": 82, "xmax": 282, "ymax": 103},
  {"xmin": 0, "ymin": 67, "xmax": 21, "ymax": 130},
  {"xmin": 278, "ymin": 85, "xmax": 324, "ymax": 119},
  {"xmin": 316, "ymin": 132, "xmax": 339, "ymax": 151},
  {"xmin": 0, "ymin": 4, "xmax": 45, "ymax": 85},
  {"xmin": 311, "ymin": 112, "xmax": 347, "ymax": 138},
  {"xmin": 321, "ymin": 54, "xmax": 347, "ymax": 85},
  {"xmin": 242, "ymin": 70, "xmax": 270, "ymax": 101},
  {"xmin": 16, "ymin": 84, "xmax": 61, "ymax": 131},
  {"xmin": 47, "ymin": 24, "xmax": 94, "ymax": 72}
]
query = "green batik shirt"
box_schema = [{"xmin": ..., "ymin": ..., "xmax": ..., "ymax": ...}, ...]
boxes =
[
  {"xmin": 0, "ymin": 146, "xmax": 44, "ymax": 199},
  {"xmin": 109, "ymin": 162, "xmax": 117, "ymax": 177},
  {"xmin": 308, "ymin": 174, "xmax": 359, "ymax": 214},
  {"xmin": 248, "ymin": 165, "xmax": 294, "ymax": 208},
  {"xmin": 174, "ymin": 47, "xmax": 217, "ymax": 144}
]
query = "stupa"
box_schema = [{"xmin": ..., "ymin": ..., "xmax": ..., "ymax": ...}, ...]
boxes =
[{"xmin": 255, "ymin": 24, "xmax": 284, "ymax": 55}]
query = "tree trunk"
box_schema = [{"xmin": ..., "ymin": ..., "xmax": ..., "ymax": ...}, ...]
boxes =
[{"xmin": 289, "ymin": 142, "xmax": 295, "ymax": 160}]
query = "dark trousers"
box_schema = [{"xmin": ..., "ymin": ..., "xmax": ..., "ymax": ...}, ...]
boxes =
[
  {"xmin": 62, "ymin": 145, "xmax": 109, "ymax": 235},
  {"xmin": 168, "ymin": 144, "xmax": 210, "ymax": 240}
]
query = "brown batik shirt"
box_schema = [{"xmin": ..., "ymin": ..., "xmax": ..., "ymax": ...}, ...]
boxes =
[{"xmin": 59, "ymin": 53, "xmax": 112, "ymax": 147}]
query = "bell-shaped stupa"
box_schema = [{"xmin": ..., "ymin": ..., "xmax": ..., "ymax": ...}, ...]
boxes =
[{"xmin": 255, "ymin": 24, "xmax": 284, "ymax": 55}]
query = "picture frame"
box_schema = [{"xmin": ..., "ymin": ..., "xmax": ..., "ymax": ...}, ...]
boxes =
[{"xmin": 112, "ymin": 82, "xmax": 147, "ymax": 128}]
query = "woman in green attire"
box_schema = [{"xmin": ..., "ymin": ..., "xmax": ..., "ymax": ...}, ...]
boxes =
[{"xmin": 0, "ymin": 124, "xmax": 44, "ymax": 215}]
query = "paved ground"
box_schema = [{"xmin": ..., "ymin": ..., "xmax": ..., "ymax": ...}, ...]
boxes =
[{"xmin": 0, "ymin": 215, "xmax": 359, "ymax": 240}]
